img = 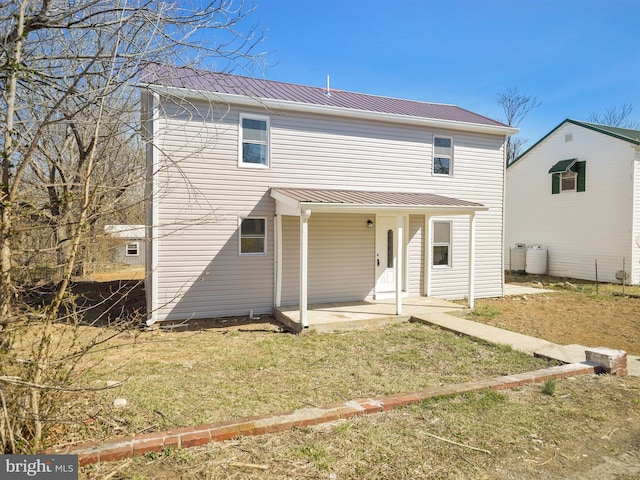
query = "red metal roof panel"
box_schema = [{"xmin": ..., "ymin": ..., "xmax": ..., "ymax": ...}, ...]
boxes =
[
  {"xmin": 271, "ymin": 188, "xmax": 483, "ymax": 208},
  {"xmin": 141, "ymin": 63, "xmax": 506, "ymax": 127}
]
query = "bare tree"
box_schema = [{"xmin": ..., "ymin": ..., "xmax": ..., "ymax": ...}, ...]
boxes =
[
  {"xmin": 0, "ymin": 0, "xmax": 263, "ymax": 453},
  {"xmin": 496, "ymin": 88, "xmax": 542, "ymax": 165},
  {"xmin": 587, "ymin": 104, "xmax": 640, "ymax": 129}
]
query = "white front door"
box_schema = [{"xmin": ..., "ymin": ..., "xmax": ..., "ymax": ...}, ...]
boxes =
[{"xmin": 375, "ymin": 216, "xmax": 397, "ymax": 298}]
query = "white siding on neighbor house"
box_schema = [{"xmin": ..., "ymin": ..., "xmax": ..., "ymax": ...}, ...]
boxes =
[
  {"xmin": 149, "ymin": 96, "xmax": 506, "ymax": 320},
  {"xmin": 633, "ymin": 148, "xmax": 640, "ymax": 285},
  {"xmin": 505, "ymin": 122, "xmax": 638, "ymax": 284}
]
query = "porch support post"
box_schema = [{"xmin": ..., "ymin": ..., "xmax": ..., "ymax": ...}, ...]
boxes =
[
  {"xmin": 468, "ymin": 212, "xmax": 476, "ymax": 309},
  {"xmin": 274, "ymin": 214, "xmax": 282, "ymax": 307},
  {"xmin": 424, "ymin": 214, "xmax": 431, "ymax": 297},
  {"xmin": 396, "ymin": 215, "xmax": 403, "ymax": 315},
  {"xmin": 300, "ymin": 209, "xmax": 311, "ymax": 328}
]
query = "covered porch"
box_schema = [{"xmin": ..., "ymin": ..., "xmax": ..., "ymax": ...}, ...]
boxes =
[
  {"xmin": 271, "ymin": 187, "xmax": 488, "ymax": 329},
  {"xmin": 274, "ymin": 296, "xmax": 466, "ymax": 333}
]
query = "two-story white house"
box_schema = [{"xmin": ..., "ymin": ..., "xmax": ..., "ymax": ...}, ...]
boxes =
[
  {"xmin": 140, "ymin": 64, "xmax": 517, "ymax": 326},
  {"xmin": 505, "ymin": 119, "xmax": 640, "ymax": 285}
]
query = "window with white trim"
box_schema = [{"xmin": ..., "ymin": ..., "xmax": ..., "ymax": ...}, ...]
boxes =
[
  {"xmin": 125, "ymin": 242, "xmax": 139, "ymax": 257},
  {"xmin": 239, "ymin": 114, "xmax": 269, "ymax": 167},
  {"xmin": 549, "ymin": 159, "xmax": 586, "ymax": 194},
  {"xmin": 432, "ymin": 221, "xmax": 451, "ymax": 266},
  {"xmin": 561, "ymin": 171, "xmax": 577, "ymax": 191},
  {"xmin": 239, "ymin": 218, "xmax": 266, "ymax": 255},
  {"xmin": 433, "ymin": 136, "xmax": 453, "ymax": 175}
]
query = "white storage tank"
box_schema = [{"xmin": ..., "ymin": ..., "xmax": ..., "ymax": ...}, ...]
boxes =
[
  {"xmin": 510, "ymin": 243, "xmax": 527, "ymax": 272},
  {"xmin": 525, "ymin": 245, "xmax": 547, "ymax": 275}
]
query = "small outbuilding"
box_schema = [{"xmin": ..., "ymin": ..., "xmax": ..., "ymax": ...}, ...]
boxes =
[{"xmin": 104, "ymin": 225, "xmax": 146, "ymax": 266}]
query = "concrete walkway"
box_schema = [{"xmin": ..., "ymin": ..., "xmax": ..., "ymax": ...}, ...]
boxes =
[
  {"xmin": 411, "ymin": 311, "xmax": 639, "ymax": 376},
  {"xmin": 277, "ymin": 284, "xmax": 638, "ymax": 376}
]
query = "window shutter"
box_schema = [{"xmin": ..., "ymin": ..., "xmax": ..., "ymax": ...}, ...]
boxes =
[
  {"xmin": 551, "ymin": 173, "xmax": 560, "ymax": 194},
  {"xmin": 575, "ymin": 161, "xmax": 586, "ymax": 192}
]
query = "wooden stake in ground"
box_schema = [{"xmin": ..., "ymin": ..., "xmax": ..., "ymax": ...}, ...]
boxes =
[
  {"xmin": 230, "ymin": 461, "xmax": 269, "ymax": 470},
  {"xmin": 424, "ymin": 431, "xmax": 492, "ymax": 455}
]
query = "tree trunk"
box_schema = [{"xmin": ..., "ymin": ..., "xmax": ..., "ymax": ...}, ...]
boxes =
[{"xmin": 0, "ymin": 1, "xmax": 27, "ymax": 316}]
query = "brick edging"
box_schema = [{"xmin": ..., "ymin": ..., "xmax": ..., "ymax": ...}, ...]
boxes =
[{"xmin": 46, "ymin": 362, "xmax": 596, "ymax": 465}]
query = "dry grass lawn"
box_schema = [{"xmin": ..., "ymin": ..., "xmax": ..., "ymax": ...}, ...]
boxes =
[
  {"xmin": 40, "ymin": 270, "xmax": 638, "ymax": 479},
  {"xmin": 72, "ymin": 321, "xmax": 554, "ymax": 445}
]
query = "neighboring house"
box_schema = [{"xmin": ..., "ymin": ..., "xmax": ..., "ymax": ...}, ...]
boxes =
[
  {"xmin": 505, "ymin": 119, "xmax": 640, "ymax": 285},
  {"xmin": 104, "ymin": 225, "xmax": 146, "ymax": 266},
  {"xmin": 140, "ymin": 64, "xmax": 517, "ymax": 325}
]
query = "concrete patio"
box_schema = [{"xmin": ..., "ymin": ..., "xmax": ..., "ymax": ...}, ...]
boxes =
[
  {"xmin": 275, "ymin": 283, "xmax": 551, "ymax": 333},
  {"xmin": 275, "ymin": 296, "xmax": 465, "ymax": 333}
]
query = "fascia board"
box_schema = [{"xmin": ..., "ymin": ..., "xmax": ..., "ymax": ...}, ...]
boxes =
[
  {"xmin": 294, "ymin": 203, "xmax": 488, "ymax": 215},
  {"xmin": 281, "ymin": 202, "xmax": 489, "ymax": 216},
  {"xmin": 143, "ymin": 84, "xmax": 519, "ymax": 137}
]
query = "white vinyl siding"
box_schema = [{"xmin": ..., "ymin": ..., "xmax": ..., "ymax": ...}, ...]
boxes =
[
  {"xmin": 148, "ymin": 97, "xmax": 506, "ymax": 320},
  {"xmin": 506, "ymin": 122, "xmax": 638, "ymax": 284},
  {"xmin": 631, "ymin": 148, "xmax": 640, "ymax": 285},
  {"xmin": 280, "ymin": 213, "xmax": 374, "ymax": 305},
  {"xmin": 408, "ymin": 215, "xmax": 424, "ymax": 296}
]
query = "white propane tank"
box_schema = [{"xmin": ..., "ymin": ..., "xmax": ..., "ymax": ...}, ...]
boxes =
[
  {"xmin": 525, "ymin": 245, "xmax": 547, "ymax": 275},
  {"xmin": 510, "ymin": 243, "xmax": 527, "ymax": 272}
]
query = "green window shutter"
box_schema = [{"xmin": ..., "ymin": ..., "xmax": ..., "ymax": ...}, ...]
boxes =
[
  {"xmin": 574, "ymin": 161, "xmax": 586, "ymax": 192},
  {"xmin": 551, "ymin": 173, "xmax": 560, "ymax": 194}
]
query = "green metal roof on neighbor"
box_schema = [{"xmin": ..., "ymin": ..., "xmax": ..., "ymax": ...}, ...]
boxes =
[
  {"xmin": 548, "ymin": 158, "xmax": 577, "ymax": 173},
  {"xmin": 509, "ymin": 119, "xmax": 640, "ymax": 168}
]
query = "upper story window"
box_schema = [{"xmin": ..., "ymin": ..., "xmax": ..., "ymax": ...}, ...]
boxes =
[
  {"xmin": 549, "ymin": 159, "xmax": 586, "ymax": 194},
  {"xmin": 239, "ymin": 217, "xmax": 266, "ymax": 255},
  {"xmin": 561, "ymin": 171, "xmax": 576, "ymax": 191},
  {"xmin": 239, "ymin": 114, "xmax": 269, "ymax": 167},
  {"xmin": 433, "ymin": 136, "xmax": 453, "ymax": 175}
]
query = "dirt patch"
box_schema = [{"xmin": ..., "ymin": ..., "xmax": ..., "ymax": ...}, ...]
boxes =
[{"xmin": 464, "ymin": 276, "xmax": 640, "ymax": 355}]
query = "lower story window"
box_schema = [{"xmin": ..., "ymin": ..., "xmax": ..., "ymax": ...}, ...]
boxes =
[
  {"xmin": 433, "ymin": 221, "xmax": 451, "ymax": 266},
  {"xmin": 126, "ymin": 242, "xmax": 139, "ymax": 256},
  {"xmin": 240, "ymin": 218, "xmax": 266, "ymax": 255}
]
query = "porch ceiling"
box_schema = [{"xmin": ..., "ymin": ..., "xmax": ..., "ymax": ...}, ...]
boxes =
[{"xmin": 270, "ymin": 187, "xmax": 488, "ymax": 215}]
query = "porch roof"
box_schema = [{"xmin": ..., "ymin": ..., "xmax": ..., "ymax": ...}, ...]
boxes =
[{"xmin": 270, "ymin": 187, "xmax": 487, "ymax": 215}]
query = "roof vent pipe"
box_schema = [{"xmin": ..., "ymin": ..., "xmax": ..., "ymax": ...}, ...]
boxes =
[{"xmin": 325, "ymin": 74, "xmax": 330, "ymax": 96}]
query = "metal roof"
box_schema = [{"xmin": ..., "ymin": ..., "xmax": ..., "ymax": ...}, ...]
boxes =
[
  {"xmin": 141, "ymin": 63, "xmax": 508, "ymax": 128},
  {"xmin": 573, "ymin": 121, "xmax": 640, "ymax": 145},
  {"xmin": 271, "ymin": 188, "xmax": 484, "ymax": 210},
  {"xmin": 548, "ymin": 158, "xmax": 577, "ymax": 173}
]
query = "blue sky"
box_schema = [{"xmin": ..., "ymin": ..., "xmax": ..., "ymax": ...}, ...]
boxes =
[{"xmin": 243, "ymin": 0, "xmax": 640, "ymax": 144}]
